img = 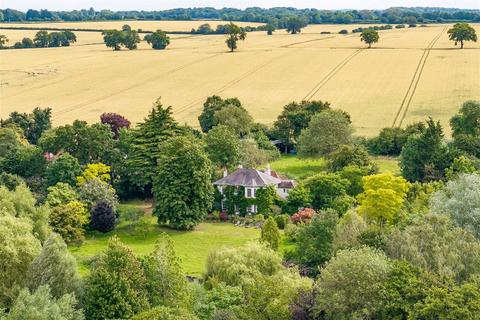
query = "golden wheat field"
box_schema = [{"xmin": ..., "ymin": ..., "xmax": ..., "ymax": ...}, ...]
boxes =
[{"xmin": 0, "ymin": 22, "xmax": 479, "ymax": 136}]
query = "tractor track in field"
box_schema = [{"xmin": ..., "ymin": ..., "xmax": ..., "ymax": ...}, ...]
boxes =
[
  {"xmin": 302, "ymin": 49, "xmax": 364, "ymax": 101},
  {"xmin": 281, "ymin": 36, "xmax": 336, "ymax": 48},
  {"xmin": 391, "ymin": 26, "xmax": 447, "ymax": 128},
  {"xmin": 52, "ymin": 52, "xmax": 223, "ymax": 119},
  {"xmin": 174, "ymin": 51, "xmax": 290, "ymax": 116}
]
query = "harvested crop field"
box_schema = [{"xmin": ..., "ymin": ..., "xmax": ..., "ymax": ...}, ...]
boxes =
[{"xmin": 1, "ymin": 22, "xmax": 479, "ymax": 136}]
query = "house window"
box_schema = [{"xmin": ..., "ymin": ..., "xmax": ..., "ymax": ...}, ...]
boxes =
[{"xmin": 247, "ymin": 188, "xmax": 252, "ymax": 198}]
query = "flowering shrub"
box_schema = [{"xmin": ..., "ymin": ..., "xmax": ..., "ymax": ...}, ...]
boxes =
[
  {"xmin": 291, "ymin": 208, "xmax": 315, "ymax": 224},
  {"xmin": 219, "ymin": 211, "xmax": 229, "ymax": 221}
]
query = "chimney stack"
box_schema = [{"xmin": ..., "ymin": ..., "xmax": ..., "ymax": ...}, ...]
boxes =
[
  {"xmin": 265, "ymin": 164, "xmax": 271, "ymax": 176},
  {"xmin": 238, "ymin": 164, "xmax": 243, "ymax": 169},
  {"xmin": 223, "ymin": 168, "xmax": 228, "ymax": 177}
]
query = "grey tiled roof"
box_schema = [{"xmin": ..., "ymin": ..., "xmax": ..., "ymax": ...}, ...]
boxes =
[{"xmin": 213, "ymin": 168, "xmax": 281, "ymax": 187}]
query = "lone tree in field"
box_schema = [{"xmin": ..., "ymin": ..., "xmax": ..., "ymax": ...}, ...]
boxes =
[
  {"xmin": 0, "ymin": 35, "xmax": 8, "ymax": 48},
  {"xmin": 361, "ymin": 29, "xmax": 379, "ymax": 48},
  {"xmin": 225, "ymin": 22, "xmax": 246, "ymax": 52},
  {"xmin": 286, "ymin": 16, "xmax": 308, "ymax": 34},
  {"xmin": 144, "ymin": 30, "xmax": 170, "ymax": 49},
  {"xmin": 102, "ymin": 30, "xmax": 124, "ymax": 50},
  {"xmin": 266, "ymin": 23, "xmax": 276, "ymax": 35},
  {"xmin": 448, "ymin": 23, "xmax": 477, "ymax": 49}
]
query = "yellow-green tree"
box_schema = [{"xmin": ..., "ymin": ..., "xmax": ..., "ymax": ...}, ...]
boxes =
[
  {"xmin": 357, "ymin": 173, "xmax": 410, "ymax": 225},
  {"xmin": 76, "ymin": 162, "xmax": 111, "ymax": 187}
]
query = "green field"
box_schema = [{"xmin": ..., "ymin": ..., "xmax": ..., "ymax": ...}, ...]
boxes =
[
  {"xmin": 271, "ymin": 154, "xmax": 400, "ymax": 180},
  {"xmin": 70, "ymin": 211, "xmax": 260, "ymax": 276}
]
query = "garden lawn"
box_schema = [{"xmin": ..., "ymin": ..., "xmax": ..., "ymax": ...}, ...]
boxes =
[
  {"xmin": 270, "ymin": 155, "xmax": 325, "ymax": 180},
  {"xmin": 372, "ymin": 156, "xmax": 400, "ymax": 175},
  {"xmin": 271, "ymin": 154, "xmax": 400, "ymax": 180},
  {"xmin": 70, "ymin": 215, "xmax": 260, "ymax": 277}
]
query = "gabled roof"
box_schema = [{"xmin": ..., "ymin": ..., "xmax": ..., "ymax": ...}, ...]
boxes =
[
  {"xmin": 278, "ymin": 180, "xmax": 296, "ymax": 189},
  {"xmin": 214, "ymin": 168, "xmax": 281, "ymax": 187}
]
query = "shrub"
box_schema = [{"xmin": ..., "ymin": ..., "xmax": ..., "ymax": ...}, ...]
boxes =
[
  {"xmin": 120, "ymin": 207, "xmax": 144, "ymax": 222},
  {"xmin": 396, "ymin": 24, "xmax": 406, "ymax": 28},
  {"xmin": 339, "ymin": 29, "xmax": 348, "ymax": 34},
  {"xmin": 328, "ymin": 144, "xmax": 372, "ymax": 172},
  {"xmin": 49, "ymin": 200, "xmax": 89, "ymax": 245},
  {"xmin": 291, "ymin": 208, "xmax": 315, "ymax": 224},
  {"xmin": 284, "ymin": 223, "xmax": 300, "ymax": 241},
  {"xmin": 90, "ymin": 201, "xmax": 116, "ymax": 233},
  {"xmin": 0, "ymin": 172, "xmax": 23, "ymax": 191},
  {"xmin": 275, "ymin": 214, "xmax": 289, "ymax": 229},
  {"xmin": 219, "ymin": 211, "xmax": 228, "ymax": 221},
  {"xmin": 261, "ymin": 216, "xmax": 281, "ymax": 250}
]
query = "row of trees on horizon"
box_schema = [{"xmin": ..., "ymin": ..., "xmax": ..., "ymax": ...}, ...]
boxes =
[{"xmin": 1, "ymin": 6, "xmax": 480, "ymax": 24}]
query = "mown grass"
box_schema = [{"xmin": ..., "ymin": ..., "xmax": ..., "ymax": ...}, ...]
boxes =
[
  {"xmin": 270, "ymin": 155, "xmax": 326, "ymax": 180},
  {"xmin": 70, "ymin": 203, "xmax": 260, "ymax": 277},
  {"xmin": 371, "ymin": 156, "xmax": 401, "ymax": 175},
  {"xmin": 271, "ymin": 154, "xmax": 400, "ymax": 180}
]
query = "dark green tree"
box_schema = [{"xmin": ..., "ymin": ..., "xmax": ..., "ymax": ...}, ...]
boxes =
[
  {"xmin": 400, "ymin": 118, "xmax": 455, "ymax": 181},
  {"xmin": 153, "ymin": 135, "xmax": 214, "ymax": 230},
  {"xmin": 45, "ymin": 153, "xmax": 81, "ymax": 187},
  {"xmin": 225, "ymin": 22, "xmax": 246, "ymax": 52},
  {"xmin": 272, "ymin": 100, "xmax": 331, "ymax": 151},
  {"xmin": 102, "ymin": 29, "xmax": 124, "ymax": 50},
  {"xmin": 298, "ymin": 109, "xmax": 353, "ymax": 157},
  {"xmin": 304, "ymin": 173, "xmax": 351, "ymax": 211},
  {"xmin": 360, "ymin": 29, "xmax": 380, "ymax": 48},
  {"xmin": 83, "ymin": 236, "xmax": 149, "ymax": 320},
  {"xmin": 286, "ymin": 16, "xmax": 308, "ymax": 34},
  {"xmin": 125, "ymin": 98, "xmax": 183, "ymax": 191},
  {"xmin": 144, "ymin": 29, "xmax": 170, "ymax": 49},
  {"xmin": 198, "ymin": 95, "xmax": 242, "ymax": 133},
  {"xmin": 1, "ymin": 107, "xmax": 52, "ymax": 144},
  {"xmin": 266, "ymin": 23, "xmax": 276, "ymax": 35},
  {"xmin": 450, "ymin": 100, "xmax": 480, "ymax": 158},
  {"xmin": 448, "ymin": 23, "xmax": 477, "ymax": 48},
  {"xmin": 328, "ymin": 144, "xmax": 373, "ymax": 172},
  {"xmin": 34, "ymin": 30, "xmax": 50, "ymax": 47},
  {"xmin": 123, "ymin": 30, "xmax": 140, "ymax": 50},
  {"xmin": 287, "ymin": 210, "xmax": 338, "ymax": 274},
  {"xmin": 38, "ymin": 120, "xmax": 115, "ymax": 164}
]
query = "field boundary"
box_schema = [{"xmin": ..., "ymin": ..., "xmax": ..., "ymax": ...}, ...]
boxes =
[
  {"xmin": 0, "ymin": 26, "xmax": 214, "ymax": 35},
  {"xmin": 302, "ymin": 49, "xmax": 364, "ymax": 101},
  {"xmin": 391, "ymin": 26, "xmax": 447, "ymax": 128}
]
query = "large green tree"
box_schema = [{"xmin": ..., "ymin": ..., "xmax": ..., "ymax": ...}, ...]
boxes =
[
  {"xmin": 83, "ymin": 236, "xmax": 149, "ymax": 320},
  {"xmin": 450, "ymin": 100, "xmax": 480, "ymax": 158},
  {"xmin": 39, "ymin": 120, "xmax": 115, "ymax": 165},
  {"xmin": 297, "ymin": 109, "xmax": 353, "ymax": 157},
  {"xmin": 360, "ymin": 29, "xmax": 380, "ymax": 48},
  {"xmin": 448, "ymin": 23, "xmax": 477, "ymax": 48},
  {"xmin": 153, "ymin": 135, "xmax": 214, "ymax": 230},
  {"xmin": 431, "ymin": 173, "xmax": 480, "ymax": 239},
  {"xmin": 45, "ymin": 153, "xmax": 81, "ymax": 187},
  {"xmin": 213, "ymin": 105, "xmax": 253, "ymax": 137},
  {"xmin": 0, "ymin": 215, "xmax": 41, "ymax": 310},
  {"xmin": 141, "ymin": 235, "xmax": 191, "ymax": 308},
  {"xmin": 198, "ymin": 96, "xmax": 242, "ymax": 133},
  {"xmin": 287, "ymin": 210, "xmax": 338, "ymax": 274},
  {"xmin": 144, "ymin": 29, "xmax": 170, "ymax": 49},
  {"xmin": 225, "ymin": 22, "xmax": 246, "ymax": 52},
  {"xmin": 5, "ymin": 285, "xmax": 84, "ymax": 320},
  {"xmin": 28, "ymin": 233, "xmax": 82, "ymax": 299},
  {"xmin": 286, "ymin": 16, "xmax": 308, "ymax": 34},
  {"xmin": 1, "ymin": 107, "xmax": 52, "ymax": 144},
  {"xmin": 125, "ymin": 99, "xmax": 183, "ymax": 191},
  {"xmin": 303, "ymin": 173, "xmax": 352, "ymax": 212},
  {"xmin": 314, "ymin": 246, "xmax": 391, "ymax": 319},
  {"xmin": 205, "ymin": 125, "xmax": 240, "ymax": 169},
  {"xmin": 272, "ymin": 100, "xmax": 331, "ymax": 151},
  {"xmin": 386, "ymin": 214, "xmax": 480, "ymax": 282},
  {"xmin": 400, "ymin": 118, "xmax": 456, "ymax": 181}
]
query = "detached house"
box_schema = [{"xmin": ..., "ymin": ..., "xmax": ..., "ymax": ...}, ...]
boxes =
[{"xmin": 213, "ymin": 166, "xmax": 296, "ymax": 214}]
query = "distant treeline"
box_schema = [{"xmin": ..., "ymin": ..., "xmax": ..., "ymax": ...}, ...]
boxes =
[{"xmin": 1, "ymin": 7, "xmax": 479, "ymax": 24}]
